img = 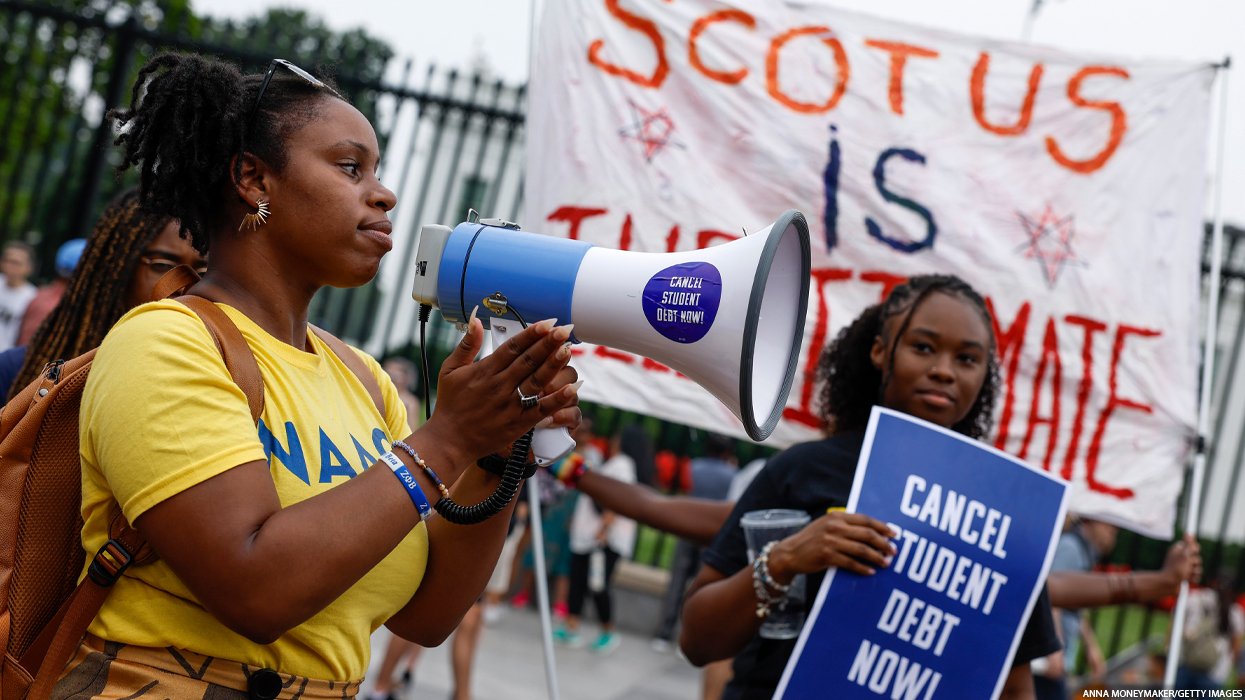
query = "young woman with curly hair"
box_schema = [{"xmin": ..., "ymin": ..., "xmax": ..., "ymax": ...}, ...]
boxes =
[{"xmin": 680, "ymin": 273, "xmax": 1058, "ymax": 700}]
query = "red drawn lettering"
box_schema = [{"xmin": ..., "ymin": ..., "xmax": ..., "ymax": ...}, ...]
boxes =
[
  {"xmin": 1084, "ymin": 324, "xmax": 1161, "ymax": 499},
  {"xmin": 986, "ymin": 299, "xmax": 1031, "ymax": 450},
  {"xmin": 643, "ymin": 357, "xmax": 671, "ymax": 373},
  {"xmin": 783, "ymin": 268, "xmax": 853, "ymax": 429},
  {"xmin": 1061, "ymin": 315, "xmax": 1108, "ymax": 480},
  {"xmin": 859, "ymin": 271, "xmax": 907, "ymax": 302},
  {"xmin": 970, "ymin": 52, "xmax": 1043, "ymax": 136},
  {"xmin": 541, "ymin": 212, "xmax": 1168, "ymax": 504},
  {"xmin": 863, "ymin": 39, "xmax": 940, "ymax": 115},
  {"xmin": 697, "ymin": 230, "xmax": 738, "ymax": 248},
  {"xmin": 1019, "ymin": 318, "xmax": 1062, "ymax": 472},
  {"xmin": 766, "ymin": 26, "xmax": 850, "ymax": 114},
  {"xmin": 595, "ymin": 345, "xmax": 635, "ymax": 364},
  {"xmin": 689, "ymin": 9, "xmax": 755, "ymax": 85},
  {"xmin": 665, "ymin": 225, "xmax": 681, "ymax": 252},
  {"xmin": 588, "ymin": 0, "xmax": 671, "ymax": 89},
  {"xmin": 619, "ymin": 213, "xmax": 634, "ymax": 250},
  {"xmin": 1045, "ymin": 66, "xmax": 1130, "ymax": 174},
  {"xmin": 547, "ymin": 206, "xmax": 608, "ymax": 240}
]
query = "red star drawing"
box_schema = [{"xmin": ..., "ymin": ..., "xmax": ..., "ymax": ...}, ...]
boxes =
[
  {"xmin": 1015, "ymin": 204, "xmax": 1082, "ymax": 288},
  {"xmin": 618, "ymin": 100, "xmax": 684, "ymax": 162}
]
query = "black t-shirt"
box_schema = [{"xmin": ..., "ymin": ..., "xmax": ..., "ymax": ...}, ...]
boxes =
[{"xmin": 700, "ymin": 431, "xmax": 1061, "ymax": 700}]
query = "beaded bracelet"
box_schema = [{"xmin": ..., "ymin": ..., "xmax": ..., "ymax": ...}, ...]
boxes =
[
  {"xmin": 379, "ymin": 451, "xmax": 432, "ymax": 520},
  {"xmin": 392, "ymin": 440, "xmax": 451, "ymax": 501},
  {"xmin": 752, "ymin": 541, "xmax": 790, "ymax": 619}
]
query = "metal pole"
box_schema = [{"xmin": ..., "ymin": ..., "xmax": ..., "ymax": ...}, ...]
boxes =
[
  {"xmin": 474, "ymin": 316, "xmax": 560, "ymax": 699},
  {"xmin": 527, "ymin": 479, "xmax": 561, "ymax": 700},
  {"xmin": 1165, "ymin": 56, "xmax": 1232, "ymax": 689}
]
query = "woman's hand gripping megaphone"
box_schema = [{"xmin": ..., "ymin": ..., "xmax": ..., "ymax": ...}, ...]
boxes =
[
  {"xmin": 426, "ymin": 311, "xmax": 581, "ymax": 466},
  {"xmin": 482, "ymin": 315, "xmax": 580, "ymax": 465}
]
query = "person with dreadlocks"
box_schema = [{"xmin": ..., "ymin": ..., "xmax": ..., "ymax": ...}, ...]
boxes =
[
  {"xmin": 679, "ymin": 273, "xmax": 1059, "ymax": 699},
  {"xmin": 0, "ymin": 188, "xmax": 206, "ymax": 400},
  {"xmin": 49, "ymin": 53, "xmax": 580, "ymax": 697}
]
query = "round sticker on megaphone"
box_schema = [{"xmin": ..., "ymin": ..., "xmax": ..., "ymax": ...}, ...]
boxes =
[{"xmin": 642, "ymin": 262, "xmax": 722, "ymax": 344}]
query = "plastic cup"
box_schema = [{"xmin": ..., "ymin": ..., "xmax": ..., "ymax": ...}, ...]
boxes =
[{"xmin": 740, "ymin": 508, "xmax": 811, "ymax": 639}]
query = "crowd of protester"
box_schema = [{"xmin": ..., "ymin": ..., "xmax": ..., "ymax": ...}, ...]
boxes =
[
  {"xmin": 0, "ymin": 48, "xmax": 1237, "ymax": 700},
  {"xmin": 2, "ymin": 190, "xmax": 1238, "ymax": 699}
]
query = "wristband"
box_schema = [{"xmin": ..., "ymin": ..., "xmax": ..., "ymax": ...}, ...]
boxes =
[
  {"xmin": 380, "ymin": 451, "xmax": 432, "ymax": 520},
  {"xmin": 554, "ymin": 453, "xmax": 587, "ymax": 487},
  {"xmin": 477, "ymin": 453, "xmax": 538, "ymax": 479}
]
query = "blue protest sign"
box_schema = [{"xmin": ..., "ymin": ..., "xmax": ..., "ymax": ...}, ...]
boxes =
[{"xmin": 775, "ymin": 407, "xmax": 1068, "ymax": 700}]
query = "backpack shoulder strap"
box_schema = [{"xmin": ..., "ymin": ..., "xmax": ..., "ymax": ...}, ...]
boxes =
[
  {"xmin": 150, "ymin": 264, "xmax": 200, "ymax": 301},
  {"xmin": 175, "ymin": 296, "xmax": 265, "ymax": 423},
  {"xmin": 29, "ymin": 511, "xmax": 152, "ymax": 698},
  {"xmin": 309, "ymin": 325, "xmax": 386, "ymax": 421}
]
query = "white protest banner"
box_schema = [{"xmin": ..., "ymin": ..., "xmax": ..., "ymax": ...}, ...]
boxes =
[
  {"xmin": 775, "ymin": 408, "xmax": 1068, "ymax": 699},
  {"xmin": 526, "ymin": 0, "xmax": 1215, "ymax": 536}
]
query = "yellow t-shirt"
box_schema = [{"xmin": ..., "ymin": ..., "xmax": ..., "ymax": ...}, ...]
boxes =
[{"xmin": 78, "ymin": 300, "xmax": 426, "ymax": 680}]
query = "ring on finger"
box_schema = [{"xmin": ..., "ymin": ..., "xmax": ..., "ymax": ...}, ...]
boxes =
[{"xmin": 517, "ymin": 388, "xmax": 539, "ymax": 409}]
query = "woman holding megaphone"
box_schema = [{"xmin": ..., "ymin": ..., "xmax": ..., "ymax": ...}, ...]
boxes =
[{"xmin": 49, "ymin": 53, "xmax": 579, "ymax": 697}]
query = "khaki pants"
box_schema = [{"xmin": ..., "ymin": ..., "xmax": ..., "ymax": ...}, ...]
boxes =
[{"xmin": 52, "ymin": 634, "xmax": 360, "ymax": 700}]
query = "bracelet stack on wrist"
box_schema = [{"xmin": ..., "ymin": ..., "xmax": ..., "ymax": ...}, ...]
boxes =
[
  {"xmin": 1107, "ymin": 572, "xmax": 1139, "ymax": 604},
  {"xmin": 392, "ymin": 440, "xmax": 451, "ymax": 502},
  {"xmin": 554, "ymin": 453, "xmax": 587, "ymax": 487},
  {"xmin": 752, "ymin": 541, "xmax": 791, "ymax": 619}
]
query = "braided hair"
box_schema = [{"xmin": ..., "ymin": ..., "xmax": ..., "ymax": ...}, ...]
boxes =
[
  {"xmin": 8, "ymin": 189, "xmax": 168, "ymax": 399},
  {"xmin": 108, "ymin": 53, "xmax": 342, "ymax": 254},
  {"xmin": 816, "ymin": 274, "xmax": 1000, "ymax": 440}
]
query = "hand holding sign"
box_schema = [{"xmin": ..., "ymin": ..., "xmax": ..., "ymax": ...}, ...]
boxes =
[{"xmin": 775, "ymin": 409, "xmax": 1068, "ymax": 700}]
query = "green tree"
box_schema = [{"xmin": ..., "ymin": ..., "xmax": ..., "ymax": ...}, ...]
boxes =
[
  {"xmin": 0, "ymin": 0, "xmax": 393, "ymax": 274},
  {"xmin": 193, "ymin": 7, "xmax": 393, "ymax": 121}
]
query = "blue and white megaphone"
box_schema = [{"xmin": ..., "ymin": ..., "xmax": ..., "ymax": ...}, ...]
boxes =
[{"xmin": 411, "ymin": 210, "xmax": 811, "ymax": 458}]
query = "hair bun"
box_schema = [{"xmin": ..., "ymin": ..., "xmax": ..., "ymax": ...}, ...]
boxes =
[{"xmin": 110, "ymin": 53, "xmax": 250, "ymax": 254}]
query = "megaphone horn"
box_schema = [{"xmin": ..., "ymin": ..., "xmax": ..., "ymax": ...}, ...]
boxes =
[{"xmin": 411, "ymin": 210, "xmax": 811, "ymax": 442}]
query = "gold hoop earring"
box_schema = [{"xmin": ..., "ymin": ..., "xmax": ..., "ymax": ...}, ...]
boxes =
[{"xmin": 238, "ymin": 197, "xmax": 270, "ymax": 232}]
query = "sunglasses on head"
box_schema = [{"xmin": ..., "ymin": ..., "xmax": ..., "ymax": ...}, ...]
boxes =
[{"xmin": 249, "ymin": 58, "xmax": 341, "ymax": 125}]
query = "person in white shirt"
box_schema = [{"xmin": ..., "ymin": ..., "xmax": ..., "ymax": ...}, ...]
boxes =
[
  {"xmin": 0, "ymin": 241, "xmax": 37, "ymax": 352},
  {"xmin": 555, "ymin": 424, "xmax": 651, "ymax": 654}
]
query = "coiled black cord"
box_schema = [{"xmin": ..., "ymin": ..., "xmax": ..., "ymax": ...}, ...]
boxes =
[
  {"xmin": 433, "ymin": 430, "xmax": 533, "ymax": 524},
  {"xmin": 417, "ymin": 301, "xmax": 534, "ymax": 525}
]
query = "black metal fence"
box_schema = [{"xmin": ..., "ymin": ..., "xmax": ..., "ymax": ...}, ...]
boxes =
[{"xmin": 4, "ymin": 0, "xmax": 1245, "ymax": 671}]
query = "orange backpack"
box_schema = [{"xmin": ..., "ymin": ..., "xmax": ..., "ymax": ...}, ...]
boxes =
[{"xmin": 0, "ymin": 271, "xmax": 384, "ymax": 698}]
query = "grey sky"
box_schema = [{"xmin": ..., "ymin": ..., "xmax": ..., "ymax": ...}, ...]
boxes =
[{"xmin": 199, "ymin": 0, "xmax": 1243, "ymax": 223}]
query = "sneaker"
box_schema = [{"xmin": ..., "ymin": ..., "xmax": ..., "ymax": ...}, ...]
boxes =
[
  {"xmin": 552, "ymin": 601, "xmax": 569, "ymax": 619},
  {"xmin": 591, "ymin": 632, "xmax": 620, "ymax": 655},
  {"xmin": 650, "ymin": 636, "xmax": 672, "ymax": 653},
  {"xmin": 483, "ymin": 604, "xmax": 504, "ymax": 625},
  {"xmin": 553, "ymin": 627, "xmax": 585, "ymax": 648},
  {"xmin": 510, "ymin": 591, "xmax": 531, "ymax": 609}
]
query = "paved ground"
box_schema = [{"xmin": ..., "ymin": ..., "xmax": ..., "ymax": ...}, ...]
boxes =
[{"xmin": 362, "ymin": 606, "xmax": 701, "ymax": 700}]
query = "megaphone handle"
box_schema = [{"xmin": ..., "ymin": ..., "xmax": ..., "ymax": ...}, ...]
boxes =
[
  {"xmin": 487, "ymin": 320, "xmax": 576, "ymax": 467},
  {"xmin": 532, "ymin": 427, "xmax": 575, "ymax": 466}
]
